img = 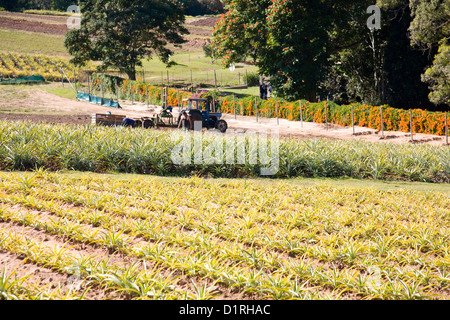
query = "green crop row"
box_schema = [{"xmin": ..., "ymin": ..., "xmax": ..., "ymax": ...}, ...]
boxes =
[{"xmin": 0, "ymin": 120, "xmax": 448, "ymax": 182}]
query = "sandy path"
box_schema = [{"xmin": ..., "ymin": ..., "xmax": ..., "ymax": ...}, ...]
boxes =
[{"xmin": 0, "ymin": 89, "xmax": 448, "ymax": 146}]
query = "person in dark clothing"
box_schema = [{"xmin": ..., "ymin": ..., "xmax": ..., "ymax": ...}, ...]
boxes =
[
  {"xmin": 123, "ymin": 117, "xmax": 136, "ymax": 127},
  {"xmin": 260, "ymin": 83, "xmax": 267, "ymax": 100}
]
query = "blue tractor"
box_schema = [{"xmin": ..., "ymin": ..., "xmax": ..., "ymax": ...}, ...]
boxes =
[{"xmin": 178, "ymin": 97, "xmax": 228, "ymax": 133}]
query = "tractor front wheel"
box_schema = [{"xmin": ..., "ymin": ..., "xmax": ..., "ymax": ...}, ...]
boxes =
[{"xmin": 215, "ymin": 120, "xmax": 228, "ymax": 133}]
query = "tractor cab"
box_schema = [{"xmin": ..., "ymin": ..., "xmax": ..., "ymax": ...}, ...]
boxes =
[{"xmin": 180, "ymin": 97, "xmax": 227, "ymax": 132}]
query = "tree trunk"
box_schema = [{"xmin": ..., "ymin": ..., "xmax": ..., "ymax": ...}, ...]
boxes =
[{"xmin": 127, "ymin": 71, "xmax": 136, "ymax": 81}]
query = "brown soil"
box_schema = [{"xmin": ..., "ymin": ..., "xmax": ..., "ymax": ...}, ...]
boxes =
[
  {"xmin": 0, "ymin": 12, "xmax": 69, "ymax": 24},
  {"xmin": 0, "ymin": 16, "xmax": 68, "ymax": 35},
  {"xmin": 186, "ymin": 17, "xmax": 219, "ymax": 28}
]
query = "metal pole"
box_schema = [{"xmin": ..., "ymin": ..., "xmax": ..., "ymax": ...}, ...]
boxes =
[
  {"xmin": 73, "ymin": 70, "xmax": 77, "ymax": 92},
  {"xmin": 87, "ymin": 71, "xmax": 91, "ymax": 95},
  {"xmin": 255, "ymin": 97, "xmax": 258, "ymax": 122},
  {"xmin": 130, "ymin": 84, "xmax": 133, "ymax": 105},
  {"xmin": 276, "ymin": 100, "xmax": 279, "ymax": 125},
  {"xmin": 300, "ymin": 100, "xmax": 303, "ymax": 127},
  {"xmin": 445, "ymin": 113, "xmax": 448, "ymax": 145},
  {"xmin": 410, "ymin": 110, "xmax": 413, "ymax": 142},
  {"xmin": 214, "ymin": 70, "xmax": 217, "ymax": 88},
  {"xmin": 325, "ymin": 102, "xmax": 328, "ymax": 131},
  {"xmin": 115, "ymin": 78, "xmax": 118, "ymax": 101},
  {"xmin": 352, "ymin": 105, "xmax": 355, "ymax": 135},
  {"xmin": 380, "ymin": 106, "xmax": 384, "ymax": 138},
  {"xmin": 161, "ymin": 87, "xmax": 163, "ymax": 106},
  {"xmin": 233, "ymin": 94, "xmax": 236, "ymax": 120}
]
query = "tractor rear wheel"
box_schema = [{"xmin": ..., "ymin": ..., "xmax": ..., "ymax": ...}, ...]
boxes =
[{"xmin": 215, "ymin": 120, "xmax": 228, "ymax": 133}]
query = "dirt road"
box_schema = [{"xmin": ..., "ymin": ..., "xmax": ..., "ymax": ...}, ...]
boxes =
[{"xmin": 0, "ymin": 88, "xmax": 447, "ymax": 146}]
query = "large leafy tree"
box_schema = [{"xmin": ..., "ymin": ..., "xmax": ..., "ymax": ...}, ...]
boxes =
[
  {"xmin": 65, "ymin": 0, "xmax": 188, "ymax": 80},
  {"xmin": 211, "ymin": 0, "xmax": 375, "ymax": 101}
]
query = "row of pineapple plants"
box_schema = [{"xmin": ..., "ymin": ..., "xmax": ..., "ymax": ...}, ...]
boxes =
[
  {"xmin": 0, "ymin": 170, "xmax": 449, "ymax": 299},
  {"xmin": 0, "ymin": 120, "xmax": 448, "ymax": 182},
  {"xmin": 0, "ymin": 52, "xmax": 78, "ymax": 82}
]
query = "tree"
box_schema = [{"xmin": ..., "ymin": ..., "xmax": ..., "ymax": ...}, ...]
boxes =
[
  {"xmin": 65, "ymin": 0, "xmax": 188, "ymax": 80},
  {"xmin": 378, "ymin": 0, "xmax": 449, "ymax": 107},
  {"xmin": 211, "ymin": 0, "xmax": 271, "ymax": 66},
  {"xmin": 409, "ymin": 0, "xmax": 449, "ymax": 106},
  {"xmin": 211, "ymin": 0, "xmax": 376, "ymax": 101}
]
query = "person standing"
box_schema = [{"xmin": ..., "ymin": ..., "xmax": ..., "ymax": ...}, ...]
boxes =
[{"xmin": 262, "ymin": 82, "xmax": 267, "ymax": 100}]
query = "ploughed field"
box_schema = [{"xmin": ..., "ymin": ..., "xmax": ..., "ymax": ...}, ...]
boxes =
[{"xmin": 0, "ymin": 170, "xmax": 449, "ymax": 300}]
